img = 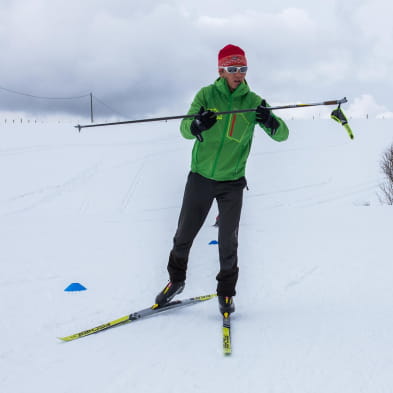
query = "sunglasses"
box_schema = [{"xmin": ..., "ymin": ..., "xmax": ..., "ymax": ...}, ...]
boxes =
[{"xmin": 220, "ymin": 66, "xmax": 248, "ymax": 74}]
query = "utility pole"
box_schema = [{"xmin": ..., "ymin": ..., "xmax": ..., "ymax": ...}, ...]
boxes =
[{"xmin": 90, "ymin": 92, "xmax": 94, "ymax": 123}]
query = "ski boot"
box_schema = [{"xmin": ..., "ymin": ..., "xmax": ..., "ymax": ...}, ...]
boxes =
[
  {"xmin": 155, "ymin": 281, "xmax": 185, "ymax": 307},
  {"xmin": 218, "ymin": 296, "xmax": 235, "ymax": 315}
]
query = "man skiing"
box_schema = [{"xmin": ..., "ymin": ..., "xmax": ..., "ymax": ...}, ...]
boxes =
[{"xmin": 155, "ymin": 44, "xmax": 289, "ymax": 315}]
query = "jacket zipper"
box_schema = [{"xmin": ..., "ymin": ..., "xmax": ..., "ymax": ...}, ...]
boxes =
[
  {"xmin": 228, "ymin": 114, "xmax": 237, "ymax": 137},
  {"xmin": 211, "ymin": 95, "xmax": 233, "ymax": 178}
]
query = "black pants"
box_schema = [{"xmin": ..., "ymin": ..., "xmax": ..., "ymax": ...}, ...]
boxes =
[{"xmin": 167, "ymin": 172, "xmax": 246, "ymax": 296}]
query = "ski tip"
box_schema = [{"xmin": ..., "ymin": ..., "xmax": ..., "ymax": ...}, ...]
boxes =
[
  {"xmin": 58, "ymin": 336, "xmax": 72, "ymax": 342},
  {"xmin": 58, "ymin": 333, "xmax": 83, "ymax": 342}
]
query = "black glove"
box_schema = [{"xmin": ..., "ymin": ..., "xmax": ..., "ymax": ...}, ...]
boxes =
[
  {"xmin": 256, "ymin": 99, "xmax": 279, "ymax": 135},
  {"xmin": 331, "ymin": 107, "xmax": 348, "ymax": 125},
  {"xmin": 190, "ymin": 106, "xmax": 217, "ymax": 142}
]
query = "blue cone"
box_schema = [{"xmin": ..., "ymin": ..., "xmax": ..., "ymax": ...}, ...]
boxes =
[
  {"xmin": 64, "ymin": 283, "xmax": 87, "ymax": 292},
  {"xmin": 209, "ymin": 240, "xmax": 218, "ymax": 245}
]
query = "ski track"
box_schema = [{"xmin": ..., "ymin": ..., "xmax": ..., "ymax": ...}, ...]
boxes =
[
  {"xmin": 292, "ymin": 179, "xmax": 381, "ymax": 207},
  {"xmin": 245, "ymin": 178, "xmax": 380, "ymax": 209},
  {"xmin": 118, "ymin": 162, "xmax": 145, "ymax": 213},
  {"xmin": 0, "ymin": 162, "xmax": 101, "ymax": 217},
  {"xmin": 246, "ymin": 178, "xmax": 333, "ymax": 198},
  {"xmin": 0, "ymin": 142, "xmax": 132, "ymax": 158},
  {"xmin": 285, "ymin": 266, "xmax": 320, "ymax": 289},
  {"xmin": 252, "ymin": 140, "xmax": 351, "ymax": 156},
  {"xmin": 0, "ymin": 135, "xmax": 185, "ymax": 217}
]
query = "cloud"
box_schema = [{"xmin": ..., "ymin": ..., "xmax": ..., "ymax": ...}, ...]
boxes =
[
  {"xmin": 0, "ymin": 0, "xmax": 392, "ymax": 120},
  {"xmin": 347, "ymin": 94, "xmax": 391, "ymax": 119},
  {"xmin": 197, "ymin": 8, "xmax": 317, "ymax": 33}
]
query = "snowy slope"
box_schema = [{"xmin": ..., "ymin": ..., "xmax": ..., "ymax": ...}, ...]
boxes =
[{"xmin": 1, "ymin": 118, "xmax": 393, "ymax": 393}]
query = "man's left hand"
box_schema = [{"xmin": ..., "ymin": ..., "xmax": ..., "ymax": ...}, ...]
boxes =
[{"xmin": 256, "ymin": 100, "xmax": 279, "ymax": 135}]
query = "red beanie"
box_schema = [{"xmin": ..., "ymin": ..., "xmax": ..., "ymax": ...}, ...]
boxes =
[{"xmin": 218, "ymin": 44, "xmax": 247, "ymax": 67}]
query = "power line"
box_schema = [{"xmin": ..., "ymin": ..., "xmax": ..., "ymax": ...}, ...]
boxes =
[
  {"xmin": 92, "ymin": 95, "xmax": 128, "ymax": 118},
  {"xmin": 0, "ymin": 84, "xmax": 90, "ymax": 100},
  {"xmin": 0, "ymin": 84, "xmax": 128, "ymax": 120}
]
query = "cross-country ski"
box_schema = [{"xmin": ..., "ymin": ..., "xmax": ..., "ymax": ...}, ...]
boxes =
[{"xmin": 59, "ymin": 294, "xmax": 217, "ymax": 341}]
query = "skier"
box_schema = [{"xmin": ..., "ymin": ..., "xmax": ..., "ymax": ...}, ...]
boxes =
[{"xmin": 155, "ymin": 44, "xmax": 289, "ymax": 315}]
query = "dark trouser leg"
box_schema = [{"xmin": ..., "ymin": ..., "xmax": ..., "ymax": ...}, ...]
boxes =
[
  {"xmin": 167, "ymin": 173, "xmax": 214, "ymax": 282},
  {"xmin": 215, "ymin": 178, "xmax": 246, "ymax": 296}
]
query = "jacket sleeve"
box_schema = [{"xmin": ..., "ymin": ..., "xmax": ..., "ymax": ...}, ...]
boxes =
[
  {"xmin": 256, "ymin": 97, "xmax": 289, "ymax": 142},
  {"xmin": 180, "ymin": 88, "xmax": 206, "ymax": 140},
  {"xmin": 260, "ymin": 114, "xmax": 289, "ymax": 142}
]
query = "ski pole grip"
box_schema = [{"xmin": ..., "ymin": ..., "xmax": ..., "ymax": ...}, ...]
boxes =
[{"xmin": 324, "ymin": 97, "xmax": 347, "ymax": 106}]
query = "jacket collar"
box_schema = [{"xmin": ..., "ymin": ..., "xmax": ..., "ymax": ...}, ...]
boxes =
[{"xmin": 214, "ymin": 77, "xmax": 249, "ymax": 97}]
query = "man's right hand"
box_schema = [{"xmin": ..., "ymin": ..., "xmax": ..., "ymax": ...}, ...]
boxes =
[{"xmin": 190, "ymin": 106, "xmax": 217, "ymax": 142}]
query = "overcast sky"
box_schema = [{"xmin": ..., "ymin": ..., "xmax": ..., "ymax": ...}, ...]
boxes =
[{"xmin": 1, "ymin": 0, "xmax": 392, "ymax": 120}]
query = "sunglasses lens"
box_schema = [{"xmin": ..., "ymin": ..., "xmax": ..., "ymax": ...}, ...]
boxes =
[
  {"xmin": 240, "ymin": 66, "xmax": 248, "ymax": 73},
  {"xmin": 226, "ymin": 66, "xmax": 238, "ymax": 73}
]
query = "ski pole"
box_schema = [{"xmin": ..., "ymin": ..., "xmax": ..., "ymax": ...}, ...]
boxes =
[{"xmin": 75, "ymin": 97, "xmax": 348, "ymax": 131}]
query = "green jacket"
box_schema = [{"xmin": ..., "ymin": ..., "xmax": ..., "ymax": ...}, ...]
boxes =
[{"xmin": 180, "ymin": 77, "xmax": 289, "ymax": 181}]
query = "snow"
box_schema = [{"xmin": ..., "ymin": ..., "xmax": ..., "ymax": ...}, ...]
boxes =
[{"xmin": 1, "ymin": 117, "xmax": 393, "ymax": 392}]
